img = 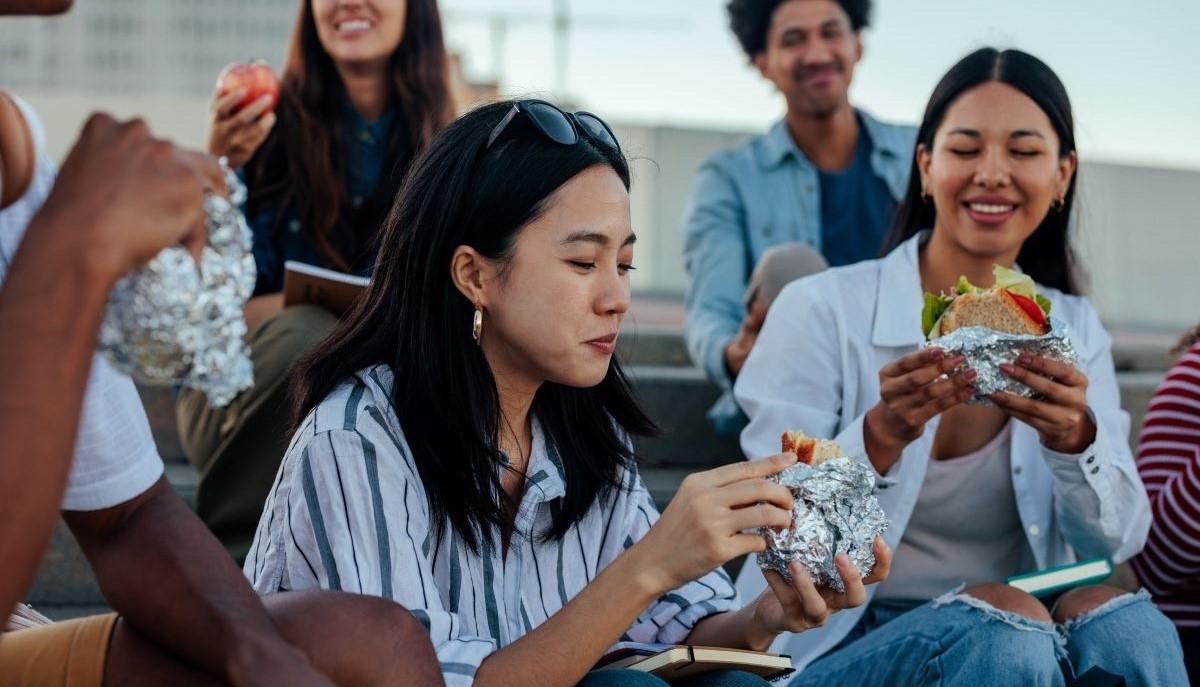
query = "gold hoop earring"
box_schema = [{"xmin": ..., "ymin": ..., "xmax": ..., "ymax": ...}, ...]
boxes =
[
  {"xmin": 1053, "ymin": 196, "xmax": 1066, "ymax": 211},
  {"xmin": 921, "ymin": 187, "xmax": 932, "ymax": 203},
  {"xmin": 472, "ymin": 306, "xmax": 483, "ymax": 345}
]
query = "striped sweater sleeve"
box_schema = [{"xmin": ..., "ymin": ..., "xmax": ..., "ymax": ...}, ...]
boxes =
[
  {"xmin": 1130, "ymin": 343, "xmax": 1200, "ymax": 623},
  {"xmin": 602, "ymin": 465, "xmax": 740, "ymax": 644},
  {"xmin": 269, "ymin": 428, "xmax": 497, "ymax": 685}
]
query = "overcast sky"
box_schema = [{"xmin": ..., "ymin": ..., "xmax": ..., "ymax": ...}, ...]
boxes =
[{"xmin": 442, "ymin": 0, "xmax": 1200, "ymax": 170}]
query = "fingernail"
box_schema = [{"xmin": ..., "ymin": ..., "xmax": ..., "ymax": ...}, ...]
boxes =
[
  {"xmin": 962, "ymin": 369, "xmax": 977, "ymax": 381},
  {"xmin": 928, "ymin": 348, "xmax": 944, "ymax": 360},
  {"xmin": 1017, "ymin": 354, "xmax": 1032, "ymax": 365},
  {"xmin": 780, "ymin": 452, "xmax": 798, "ymax": 464},
  {"xmin": 950, "ymin": 355, "xmax": 967, "ymax": 365},
  {"xmin": 999, "ymin": 363, "xmax": 1014, "ymax": 375},
  {"xmin": 835, "ymin": 553, "xmax": 850, "ymax": 568}
]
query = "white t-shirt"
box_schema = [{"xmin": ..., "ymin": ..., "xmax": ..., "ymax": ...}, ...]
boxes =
[{"xmin": 0, "ymin": 94, "xmax": 162, "ymax": 511}]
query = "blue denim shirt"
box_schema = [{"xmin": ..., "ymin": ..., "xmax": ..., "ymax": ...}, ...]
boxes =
[
  {"xmin": 681, "ymin": 110, "xmax": 916, "ymax": 434},
  {"xmin": 246, "ymin": 105, "xmax": 396, "ymax": 296}
]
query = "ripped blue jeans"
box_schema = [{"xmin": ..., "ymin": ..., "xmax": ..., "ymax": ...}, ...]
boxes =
[{"xmin": 789, "ymin": 589, "xmax": 1188, "ymax": 687}]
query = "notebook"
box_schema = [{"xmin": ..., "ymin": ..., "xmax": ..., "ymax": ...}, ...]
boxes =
[
  {"xmin": 1006, "ymin": 557, "xmax": 1114, "ymax": 598},
  {"xmin": 595, "ymin": 642, "xmax": 794, "ymax": 683},
  {"xmin": 282, "ymin": 261, "xmax": 369, "ymax": 317}
]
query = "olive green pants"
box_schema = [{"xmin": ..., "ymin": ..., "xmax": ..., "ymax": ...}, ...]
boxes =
[{"xmin": 176, "ymin": 304, "xmax": 337, "ymax": 564}]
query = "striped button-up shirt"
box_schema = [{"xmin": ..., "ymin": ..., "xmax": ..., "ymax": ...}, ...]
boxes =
[{"xmin": 245, "ymin": 365, "xmax": 739, "ymax": 685}]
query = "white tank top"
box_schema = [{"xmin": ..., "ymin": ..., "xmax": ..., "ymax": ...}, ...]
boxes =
[{"xmin": 874, "ymin": 421, "xmax": 1030, "ymax": 601}]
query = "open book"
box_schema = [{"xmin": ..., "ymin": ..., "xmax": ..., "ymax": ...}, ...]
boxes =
[
  {"xmin": 1006, "ymin": 557, "xmax": 1113, "ymax": 599},
  {"xmin": 282, "ymin": 261, "xmax": 370, "ymax": 317},
  {"xmin": 594, "ymin": 642, "xmax": 794, "ymax": 683}
]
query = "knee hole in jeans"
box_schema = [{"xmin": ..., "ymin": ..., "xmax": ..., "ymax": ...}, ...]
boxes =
[
  {"xmin": 1051, "ymin": 584, "xmax": 1127, "ymax": 624},
  {"xmin": 960, "ymin": 583, "xmax": 1053, "ymax": 623}
]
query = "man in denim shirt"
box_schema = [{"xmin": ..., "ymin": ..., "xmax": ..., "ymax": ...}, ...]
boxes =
[{"xmin": 683, "ymin": 0, "xmax": 915, "ymax": 434}]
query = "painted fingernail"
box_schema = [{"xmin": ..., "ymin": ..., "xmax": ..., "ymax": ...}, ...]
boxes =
[
  {"xmin": 950, "ymin": 355, "xmax": 967, "ymax": 366},
  {"xmin": 962, "ymin": 369, "xmax": 977, "ymax": 381},
  {"xmin": 999, "ymin": 363, "xmax": 1015, "ymax": 375},
  {"xmin": 928, "ymin": 348, "xmax": 944, "ymax": 360},
  {"xmin": 1017, "ymin": 354, "xmax": 1032, "ymax": 365}
]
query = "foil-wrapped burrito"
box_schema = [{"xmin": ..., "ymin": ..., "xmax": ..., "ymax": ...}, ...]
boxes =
[
  {"xmin": 760, "ymin": 433, "xmax": 888, "ymax": 591},
  {"xmin": 97, "ymin": 159, "xmax": 255, "ymax": 407},
  {"xmin": 926, "ymin": 318, "xmax": 1078, "ymax": 403}
]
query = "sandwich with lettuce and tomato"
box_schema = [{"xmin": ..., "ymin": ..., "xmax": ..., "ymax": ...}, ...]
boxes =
[{"xmin": 922, "ymin": 265, "xmax": 1053, "ymax": 340}]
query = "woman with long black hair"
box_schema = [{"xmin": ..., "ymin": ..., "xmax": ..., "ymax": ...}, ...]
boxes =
[
  {"xmin": 733, "ymin": 48, "xmax": 1187, "ymax": 685},
  {"xmin": 180, "ymin": 0, "xmax": 455, "ymax": 561},
  {"xmin": 246, "ymin": 99, "xmax": 891, "ymax": 687}
]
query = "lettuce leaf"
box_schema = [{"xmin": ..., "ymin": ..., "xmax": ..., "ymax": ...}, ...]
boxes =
[
  {"xmin": 1035, "ymin": 293, "xmax": 1052, "ymax": 316},
  {"xmin": 922, "ymin": 292, "xmax": 954, "ymax": 339},
  {"xmin": 956, "ymin": 275, "xmax": 977, "ymax": 295},
  {"xmin": 992, "ymin": 265, "xmax": 1036, "ymax": 298}
]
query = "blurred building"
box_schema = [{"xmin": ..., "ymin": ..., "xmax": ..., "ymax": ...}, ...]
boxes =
[{"xmin": 0, "ymin": 0, "xmax": 296, "ymax": 97}]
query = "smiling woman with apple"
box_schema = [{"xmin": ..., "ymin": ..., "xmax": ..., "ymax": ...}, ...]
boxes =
[
  {"xmin": 181, "ymin": 0, "xmax": 454, "ymax": 562},
  {"xmin": 731, "ymin": 48, "xmax": 1188, "ymax": 686}
]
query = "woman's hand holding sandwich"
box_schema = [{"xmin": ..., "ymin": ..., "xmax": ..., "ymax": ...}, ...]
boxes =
[
  {"xmin": 992, "ymin": 354, "xmax": 1096, "ymax": 454},
  {"xmin": 863, "ymin": 348, "xmax": 977, "ymax": 473}
]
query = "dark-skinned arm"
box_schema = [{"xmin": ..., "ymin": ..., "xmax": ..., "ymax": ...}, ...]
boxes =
[
  {"xmin": 64, "ymin": 477, "xmax": 329, "ymax": 685},
  {"xmin": 0, "ymin": 212, "xmax": 113, "ymax": 619}
]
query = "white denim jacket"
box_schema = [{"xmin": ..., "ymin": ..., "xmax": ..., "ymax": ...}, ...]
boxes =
[{"xmin": 732, "ymin": 232, "xmax": 1151, "ymax": 670}]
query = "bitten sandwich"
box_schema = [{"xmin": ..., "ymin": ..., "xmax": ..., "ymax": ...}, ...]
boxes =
[
  {"xmin": 780, "ymin": 431, "xmax": 842, "ymax": 467},
  {"xmin": 922, "ymin": 265, "xmax": 1052, "ymax": 340}
]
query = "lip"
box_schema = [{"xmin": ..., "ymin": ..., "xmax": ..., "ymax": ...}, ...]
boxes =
[
  {"xmin": 586, "ymin": 333, "xmax": 618, "ymax": 354},
  {"xmin": 962, "ymin": 195, "xmax": 1020, "ymax": 226},
  {"xmin": 799, "ymin": 66, "xmax": 839, "ymax": 87}
]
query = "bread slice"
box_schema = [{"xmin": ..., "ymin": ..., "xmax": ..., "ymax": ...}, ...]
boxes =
[
  {"xmin": 933, "ymin": 290, "xmax": 1048, "ymax": 338},
  {"xmin": 781, "ymin": 431, "xmax": 842, "ymax": 466}
]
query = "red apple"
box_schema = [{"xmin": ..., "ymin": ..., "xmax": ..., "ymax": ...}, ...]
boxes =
[{"xmin": 216, "ymin": 60, "xmax": 280, "ymax": 115}]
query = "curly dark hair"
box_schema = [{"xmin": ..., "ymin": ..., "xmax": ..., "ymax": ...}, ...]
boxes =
[{"xmin": 727, "ymin": 0, "xmax": 872, "ymax": 59}]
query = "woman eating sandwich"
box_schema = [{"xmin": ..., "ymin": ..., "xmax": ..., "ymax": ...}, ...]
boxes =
[
  {"xmin": 733, "ymin": 48, "xmax": 1187, "ymax": 686},
  {"xmin": 243, "ymin": 99, "xmax": 891, "ymax": 687}
]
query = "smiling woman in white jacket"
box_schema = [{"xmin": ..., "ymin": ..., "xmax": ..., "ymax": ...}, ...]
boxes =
[{"xmin": 733, "ymin": 48, "xmax": 1185, "ymax": 687}]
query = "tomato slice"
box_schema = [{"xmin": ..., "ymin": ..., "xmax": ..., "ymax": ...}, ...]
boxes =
[{"xmin": 1008, "ymin": 291, "xmax": 1047, "ymax": 327}]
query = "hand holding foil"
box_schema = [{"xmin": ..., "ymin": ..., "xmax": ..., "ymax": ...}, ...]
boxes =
[
  {"xmin": 990, "ymin": 352, "xmax": 1097, "ymax": 454},
  {"xmin": 925, "ymin": 317, "xmax": 1079, "ymax": 405},
  {"xmin": 98, "ymin": 158, "xmax": 254, "ymax": 406},
  {"xmin": 759, "ymin": 455, "xmax": 889, "ymax": 592}
]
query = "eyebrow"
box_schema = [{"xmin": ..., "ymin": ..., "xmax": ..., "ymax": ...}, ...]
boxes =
[
  {"xmin": 559, "ymin": 230, "xmax": 637, "ymax": 247},
  {"xmin": 945, "ymin": 127, "xmax": 1046, "ymax": 140}
]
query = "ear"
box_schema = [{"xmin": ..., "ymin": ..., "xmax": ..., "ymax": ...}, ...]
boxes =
[
  {"xmin": 1057, "ymin": 150, "xmax": 1078, "ymax": 200},
  {"xmin": 753, "ymin": 51, "xmax": 770, "ymax": 80},
  {"xmin": 853, "ymin": 32, "xmax": 864, "ymax": 64},
  {"xmin": 449, "ymin": 245, "xmax": 493, "ymax": 308},
  {"xmin": 916, "ymin": 142, "xmax": 933, "ymax": 196}
]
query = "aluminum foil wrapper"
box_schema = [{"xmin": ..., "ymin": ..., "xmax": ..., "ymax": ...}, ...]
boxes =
[
  {"xmin": 760, "ymin": 457, "xmax": 888, "ymax": 591},
  {"xmin": 925, "ymin": 317, "xmax": 1078, "ymax": 404},
  {"xmin": 98, "ymin": 160, "xmax": 255, "ymax": 407}
]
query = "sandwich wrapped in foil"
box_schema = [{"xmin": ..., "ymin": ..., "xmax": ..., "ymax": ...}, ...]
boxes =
[
  {"xmin": 97, "ymin": 160, "xmax": 254, "ymax": 407},
  {"xmin": 760, "ymin": 457, "xmax": 888, "ymax": 592},
  {"xmin": 925, "ymin": 316, "xmax": 1078, "ymax": 404}
]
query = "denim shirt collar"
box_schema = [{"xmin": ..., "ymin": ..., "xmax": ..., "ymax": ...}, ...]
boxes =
[
  {"xmin": 342, "ymin": 100, "xmax": 396, "ymax": 146},
  {"xmin": 761, "ymin": 108, "xmax": 908, "ymax": 170}
]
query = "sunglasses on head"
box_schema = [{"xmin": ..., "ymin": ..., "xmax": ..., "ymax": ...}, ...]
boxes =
[{"xmin": 486, "ymin": 99, "xmax": 621, "ymax": 154}]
